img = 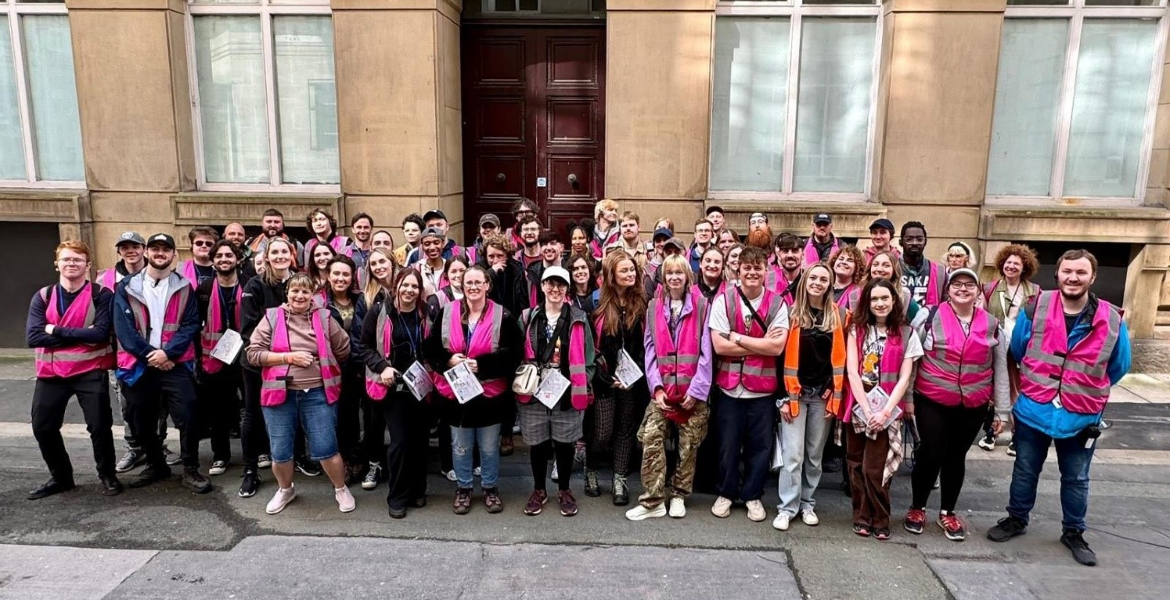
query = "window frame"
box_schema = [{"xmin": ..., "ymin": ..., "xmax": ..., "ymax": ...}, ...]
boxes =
[
  {"xmin": 186, "ymin": 0, "xmax": 340, "ymax": 192},
  {"xmin": 710, "ymin": 0, "xmax": 883, "ymax": 203},
  {"xmin": 0, "ymin": 0, "xmax": 84, "ymax": 189},
  {"xmin": 989, "ymin": 0, "xmax": 1170, "ymax": 207}
]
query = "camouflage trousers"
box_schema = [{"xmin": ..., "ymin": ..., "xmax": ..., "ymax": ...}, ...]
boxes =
[{"xmin": 636, "ymin": 401, "xmax": 711, "ymax": 509}]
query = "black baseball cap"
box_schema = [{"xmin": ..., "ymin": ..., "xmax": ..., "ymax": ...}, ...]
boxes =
[
  {"xmin": 869, "ymin": 218, "xmax": 895, "ymax": 233},
  {"xmin": 146, "ymin": 233, "xmax": 175, "ymax": 249},
  {"xmin": 813, "ymin": 213, "xmax": 832, "ymax": 224},
  {"xmin": 706, "ymin": 205, "xmax": 725, "ymax": 216},
  {"xmin": 422, "ymin": 210, "xmax": 448, "ymax": 223}
]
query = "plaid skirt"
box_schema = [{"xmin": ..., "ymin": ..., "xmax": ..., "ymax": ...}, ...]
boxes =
[{"xmin": 517, "ymin": 400, "xmax": 584, "ymax": 446}]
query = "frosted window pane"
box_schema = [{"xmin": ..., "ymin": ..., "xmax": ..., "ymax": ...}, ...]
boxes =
[
  {"xmin": 22, "ymin": 15, "xmax": 84, "ymax": 181},
  {"xmin": 987, "ymin": 19, "xmax": 1068, "ymax": 196},
  {"xmin": 1064, "ymin": 19, "xmax": 1157, "ymax": 198},
  {"xmin": 710, "ymin": 18, "xmax": 790, "ymax": 192},
  {"xmin": 0, "ymin": 17, "xmax": 26, "ymax": 180},
  {"xmin": 194, "ymin": 16, "xmax": 270, "ymax": 184},
  {"xmin": 274, "ymin": 17, "xmax": 339, "ymax": 185},
  {"xmin": 793, "ymin": 18, "xmax": 875, "ymax": 193}
]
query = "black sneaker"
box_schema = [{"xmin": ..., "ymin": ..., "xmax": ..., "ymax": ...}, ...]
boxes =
[
  {"xmin": 115, "ymin": 449, "xmax": 146, "ymax": 473},
  {"xmin": 238, "ymin": 469, "xmax": 260, "ymax": 498},
  {"xmin": 182, "ymin": 467, "xmax": 213, "ymax": 494},
  {"xmin": 987, "ymin": 515, "xmax": 1028, "ymax": 542},
  {"xmin": 388, "ymin": 505, "xmax": 407, "ymax": 519},
  {"xmin": 1061, "ymin": 530, "xmax": 1098, "ymax": 566},
  {"xmin": 163, "ymin": 446, "xmax": 182, "ymax": 466},
  {"xmin": 27, "ymin": 478, "xmax": 75, "ymax": 500},
  {"xmin": 1006, "ymin": 441, "xmax": 1017, "ymax": 457},
  {"xmin": 128, "ymin": 464, "xmax": 172, "ymax": 488},
  {"xmin": 977, "ymin": 432, "xmax": 996, "ymax": 452},
  {"xmin": 823, "ymin": 456, "xmax": 843, "ymax": 474},
  {"xmin": 295, "ymin": 457, "xmax": 322, "ymax": 477},
  {"xmin": 100, "ymin": 475, "xmax": 124, "ymax": 496}
]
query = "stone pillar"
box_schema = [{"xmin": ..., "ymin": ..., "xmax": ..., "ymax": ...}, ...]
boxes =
[
  {"xmin": 67, "ymin": 0, "xmax": 196, "ymax": 267},
  {"xmin": 605, "ymin": 0, "xmax": 715, "ymax": 234},
  {"xmin": 331, "ymin": 0, "xmax": 464, "ymax": 241},
  {"xmin": 876, "ymin": 0, "xmax": 1005, "ymax": 243}
]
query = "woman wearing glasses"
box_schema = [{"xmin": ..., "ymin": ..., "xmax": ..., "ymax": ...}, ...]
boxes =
[{"xmin": 903, "ymin": 268, "xmax": 1010, "ymax": 542}]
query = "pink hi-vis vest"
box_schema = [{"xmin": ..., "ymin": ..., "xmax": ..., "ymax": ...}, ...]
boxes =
[
  {"xmin": 589, "ymin": 229, "xmax": 620, "ymax": 260},
  {"xmin": 200, "ymin": 279, "xmax": 242, "ymax": 374},
  {"xmin": 35, "ymin": 283, "xmax": 115, "ymax": 378},
  {"xmin": 650, "ymin": 292, "xmax": 707, "ymax": 402},
  {"xmin": 97, "ymin": 268, "xmax": 118, "ymax": 290},
  {"xmin": 714, "ymin": 289, "xmax": 783, "ymax": 394},
  {"xmin": 803, "ymin": 236, "xmax": 839, "ymax": 268},
  {"xmin": 117, "ymin": 284, "xmax": 196, "ymax": 371},
  {"xmin": 915, "ymin": 303, "xmax": 998, "ymax": 408},
  {"xmin": 841, "ymin": 324, "xmax": 912, "ymax": 422},
  {"xmin": 1019, "ymin": 292, "xmax": 1121, "ymax": 415},
  {"xmin": 432, "ymin": 300, "xmax": 507, "ymax": 401},
  {"xmin": 517, "ymin": 308, "xmax": 591, "ymax": 410},
  {"xmin": 179, "ymin": 260, "xmax": 200, "ymax": 289},
  {"xmin": 921, "ymin": 260, "xmax": 949, "ymax": 307},
  {"xmin": 306, "ymin": 236, "xmax": 352, "ymax": 260},
  {"xmin": 259, "ymin": 307, "xmax": 343, "ymax": 407},
  {"xmin": 365, "ymin": 304, "xmax": 432, "ymax": 401}
]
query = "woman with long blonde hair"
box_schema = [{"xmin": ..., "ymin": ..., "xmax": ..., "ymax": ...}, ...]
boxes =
[{"xmin": 585, "ymin": 250, "xmax": 648, "ymax": 504}]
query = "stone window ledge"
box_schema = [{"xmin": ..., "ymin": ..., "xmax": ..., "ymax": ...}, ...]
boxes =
[
  {"xmin": 171, "ymin": 192, "xmax": 345, "ymax": 227},
  {"xmin": 980, "ymin": 205, "xmax": 1170, "ymax": 245}
]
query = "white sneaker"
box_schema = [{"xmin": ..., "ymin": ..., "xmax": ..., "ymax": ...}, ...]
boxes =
[
  {"xmin": 773, "ymin": 512, "xmax": 791, "ymax": 531},
  {"xmin": 335, "ymin": 486, "xmax": 356, "ymax": 513},
  {"xmin": 474, "ymin": 466, "xmax": 482, "ymax": 477},
  {"xmin": 444, "ymin": 470, "xmax": 457, "ymax": 482},
  {"xmin": 208, "ymin": 460, "xmax": 227, "ymax": 476},
  {"xmin": 746, "ymin": 500, "xmax": 766, "ymax": 522},
  {"xmin": 668, "ymin": 497, "xmax": 686, "ymax": 518},
  {"xmin": 265, "ymin": 485, "xmax": 296, "ymax": 515},
  {"xmin": 257, "ymin": 454, "xmax": 272, "ymax": 469},
  {"xmin": 802, "ymin": 509, "xmax": 819, "ymax": 526},
  {"xmin": 711, "ymin": 496, "xmax": 733, "ymax": 518},
  {"xmin": 625, "ymin": 504, "xmax": 667, "ymax": 521}
]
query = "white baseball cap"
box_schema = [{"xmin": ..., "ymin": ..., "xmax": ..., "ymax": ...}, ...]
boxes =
[{"xmin": 541, "ymin": 266, "xmax": 571, "ymax": 285}]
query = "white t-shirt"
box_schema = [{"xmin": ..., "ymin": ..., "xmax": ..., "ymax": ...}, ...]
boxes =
[
  {"xmin": 708, "ymin": 290, "xmax": 790, "ymax": 399},
  {"xmin": 858, "ymin": 325, "xmax": 923, "ymax": 390},
  {"xmin": 142, "ymin": 273, "xmax": 171, "ymax": 349}
]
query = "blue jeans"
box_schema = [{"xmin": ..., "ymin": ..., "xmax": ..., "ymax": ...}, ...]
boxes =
[
  {"xmin": 1007, "ymin": 419, "xmax": 1095, "ymax": 532},
  {"xmin": 451, "ymin": 424, "xmax": 500, "ymax": 489},
  {"xmin": 777, "ymin": 390, "xmax": 831, "ymax": 517},
  {"xmin": 261, "ymin": 387, "xmax": 338, "ymax": 463}
]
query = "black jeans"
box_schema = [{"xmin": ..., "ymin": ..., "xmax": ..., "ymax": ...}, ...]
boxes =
[
  {"xmin": 910, "ymin": 397, "xmax": 988, "ymax": 513},
  {"xmin": 200, "ymin": 365, "xmax": 242, "ymax": 462},
  {"xmin": 381, "ymin": 390, "xmax": 429, "ymax": 510},
  {"xmin": 32, "ymin": 370, "xmax": 117, "ymax": 481},
  {"xmin": 115, "ymin": 373, "xmax": 167, "ymax": 451},
  {"xmin": 240, "ymin": 369, "xmax": 270, "ymax": 471},
  {"xmin": 121, "ymin": 367, "xmax": 200, "ymax": 469},
  {"xmin": 361, "ymin": 392, "xmax": 387, "ymax": 465},
  {"xmin": 336, "ymin": 366, "xmax": 363, "ymax": 463},
  {"xmin": 713, "ymin": 391, "xmax": 776, "ymax": 502}
]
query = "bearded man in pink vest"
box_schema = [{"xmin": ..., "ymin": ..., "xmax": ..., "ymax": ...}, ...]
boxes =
[
  {"xmin": 802, "ymin": 213, "xmax": 839, "ymax": 268},
  {"xmin": 26, "ymin": 240, "xmax": 122, "ymax": 500},
  {"xmin": 987, "ymin": 249, "xmax": 1131, "ymax": 567},
  {"xmin": 707, "ymin": 246, "xmax": 789, "ymax": 523},
  {"xmin": 113, "ymin": 233, "xmax": 212, "ymax": 494}
]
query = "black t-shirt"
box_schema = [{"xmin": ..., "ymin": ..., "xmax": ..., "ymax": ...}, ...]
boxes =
[
  {"xmin": 194, "ymin": 264, "xmax": 215, "ymax": 286},
  {"xmin": 797, "ymin": 307, "xmax": 834, "ymax": 389},
  {"xmin": 389, "ymin": 308, "xmax": 424, "ymax": 372}
]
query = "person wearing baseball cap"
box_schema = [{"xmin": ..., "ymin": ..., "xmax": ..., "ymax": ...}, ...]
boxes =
[
  {"xmin": 866, "ymin": 218, "xmax": 900, "ymax": 266},
  {"xmin": 112, "ymin": 231, "xmax": 212, "ymax": 494},
  {"xmin": 804, "ymin": 213, "xmax": 839, "ymax": 268},
  {"xmin": 415, "ymin": 226, "xmax": 450, "ymax": 295},
  {"xmin": 515, "ymin": 264, "xmax": 595, "ymax": 517},
  {"xmin": 406, "ymin": 210, "xmax": 467, "ymax": 266},
  {"xmin": 643, "ymin": 227, "xmax": 674, "ymax": 296},
  {"xmin": 705, "ymin": 206, "xmax": 726, "ymax": 237},
  {"xmin": 904, "ymin": 266, "xmax": 1009, "ymax": 543},
  {"xmin": 97, "ymin": 231, "xmax": 146, "ymax": 291},
  {"xmin": 466, "ymin": 213, "xmax": 502, "ymax": 264}
]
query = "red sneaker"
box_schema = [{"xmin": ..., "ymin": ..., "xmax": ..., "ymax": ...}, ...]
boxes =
[
  {"xmin": 938, "ymin": 511, "xmax": 967, "ymax": 541},
  {"xmin": 904, "ymin": 507, "xmax": 927, "ymax": 535}
]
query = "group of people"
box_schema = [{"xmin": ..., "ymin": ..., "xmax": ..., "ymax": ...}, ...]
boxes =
[{"xmin": 26, "ymin": 198, "xmax": 1129, "ymax": 567}]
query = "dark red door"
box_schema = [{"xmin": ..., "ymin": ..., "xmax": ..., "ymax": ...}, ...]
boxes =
[{"xmin": 461, "ymin": 25, "xmax": 605, "ymax": 245}]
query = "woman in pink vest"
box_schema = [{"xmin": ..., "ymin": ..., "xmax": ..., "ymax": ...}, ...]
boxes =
[
  {"xmin": 722, "ymin": 243, "xmax": 744, "ymax": 285},
  {"xmin": 695, "ymin": 246, "xmax": 726, "ymax": 302},
  {"xmin": 515, "ymin": 266, "xmax": 595, "ymax": 517},
  {"xmin": 585, "ymin": 250, "xmax": 649, "ymax": 505},
  {"xmin": 245, "ymin": 273, "xmax": 353, "ymax": 515},
  {"xmin": 904, "ymin": 268, "xmax": 1010, "ymax": 542},
  {"xmin": 844, "ymin": 278, "xmax": 922, "ymax": 540},
  {"xmin": 424, "ymin": 265, "xmax": 522, "ymax": 516},
  {"xmin": 626, "ymin": 255, "xmax": 713, "ymax": 521},
  {"xmin": 830, "ymin": 245, "xmax": 864, "ymax": 306},
  {"xmin": 589, "ymin": 199, "xmax": 622, "ymax": 259}
]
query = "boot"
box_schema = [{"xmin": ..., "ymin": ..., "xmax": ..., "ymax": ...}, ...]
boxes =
[{"xmin": 584, "ymin": 469, "xmax": 601, "ymax": 497}]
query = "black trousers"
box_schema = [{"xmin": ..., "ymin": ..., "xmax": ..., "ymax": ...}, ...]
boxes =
[
  {"xmin": 32, "ymin": 371, "xmax": 117, "ymax": 481},
  {"xmin": 361, "ymin": 391, "xmax": 387, "ymax": 465},
  {"xmin": 381, "ymin": 390, "xmax": 429, "ymax": 510},
  {"xmin": 335, "ymin": 367, "xmax": 363, "ymax": 463},
  {"xmin": 121, "ymin": 367, "xmax": 201, "ymax": 469},
  {"xmin": 241, "ymin": 369, "xmax": 270, "ymax": 470},
  {"xmin": 115, "ymin": 374, "xmax": 168, "ymax": 451},
  {"xmin": 200, "ymin": 364, "xmax": 242, "ymax": 462},
  {"xmin": 910, "ymin": 397, "xmax": 988, "ymax": 513}
]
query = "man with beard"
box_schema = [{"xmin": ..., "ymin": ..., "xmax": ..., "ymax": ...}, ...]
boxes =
[
  {"xmin": 406, "ymin": 210, "xmax": 465, "ymax": 265},
  {"xmin": 865, "ymin": 218, "xmax": 899, "ymax": 266},
  {"xmin": 26, "ymin": 240, "xmax": 122, "ymax": 499},
  {"xmin": 526, "ymin": 230, "xmax": 564, "ymax": 306},
  {"xmin": 196, "ymin": 240, "xmax": 245, "ymax": 477},
  {"xmin": 899, "ymin": 221, "xmax": 948, "ymax": 308},
  {"xmin": 348, "ymin": 213, "xmax": 374, "ymax": 269},
  {"xmin": 607, "ymin": 211, "xmax": 647, "ymax": 270},
  {"xmin": 768, "ymin": 233, "xmax": 803, "ymax": 302},
  {"xmin": 515, "ymin": 215, "xmax": 543, "ymax": 268},
  {"xmin": 246, "ymin": 209, "xmax": 304, "ymax": 269},
  {"xmin": 113, "ymin": 233, "xmax": 211, "ymax": 494},
  {"xmin": 178, "ymin": 226, "xmax": 218, "ymax": 289},
  {"xmin": 802, "ymin": 213, "xmax": 839, "ymax": 268},
  {"xmin": 223, "ymin": 222, "xmax": 257, "ymax": 284},
  {"xmin": 988, "ymin": 249, "xmax": 1130, "ymax": 567}
]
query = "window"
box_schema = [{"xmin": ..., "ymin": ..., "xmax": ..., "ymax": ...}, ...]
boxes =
[
  {"xmin": 988, "ymin": 0, "xmax": 1167, "ymax": 203},
  {"xmin": 483, "ymin": 0, "xmax": 540, "ymax": 12},
  {"xmin": 0, "ymin": 0, "xmax": 84, "ymax": 187},
  {"xmin": 710, "ymin": 1, "xmax": 880, "ymax": 200},
  {"xmin": 188, "ymin": 0, "xmax": 339, "ymax": 189}
]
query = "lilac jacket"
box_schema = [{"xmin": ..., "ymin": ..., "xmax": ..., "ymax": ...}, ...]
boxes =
[{"xmin": 643, "ymin": 291, "xmax": 714, "ymax": 402}]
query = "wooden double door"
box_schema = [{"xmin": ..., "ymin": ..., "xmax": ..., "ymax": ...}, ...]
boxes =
[{"xmin": 461, "ymin": 25, "xmax": 605, "ymax": 243}]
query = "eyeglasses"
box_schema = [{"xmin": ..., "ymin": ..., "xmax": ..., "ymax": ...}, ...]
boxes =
[
  {"xmin": 463, "ymin": 281, "xmax": 485, "ymax": 288},
  {"xmin": 192, "ymin": 240, "xmax": 215, "ymax": 247},
  {"xmin": 949, "ymin": 282, "xmax": 979, "ymax": 291},
  {"xmin": 57, "ymin": 258, "xmax": 87, "ymax": 264}
]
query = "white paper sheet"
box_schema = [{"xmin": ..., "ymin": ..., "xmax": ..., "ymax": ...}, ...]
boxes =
[
  {"xmin": 615, "ymin": 348, "xmax": 643, "ymax": 390},
  {"xmin": 209, "ymin": 329, "xmax": 242, "ymax": 366},
  {"xmin": 403, "ymin": 361, "xmax": 433, "ymax": 402},
  {"xmin": 443, "ymin": 361, "xmax": 484, "ymax": 404},
  {"xmin": 534, "ymin": 367, "xmax": 571, "ymax": 409}
]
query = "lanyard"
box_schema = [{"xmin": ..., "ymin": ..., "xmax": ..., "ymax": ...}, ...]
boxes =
[
  {"xmin": 218, "ymin": 284, "xmax": 236, "ymax": 327},
  {"xmin": 397, "ymin": 311, "xmax": 422, "ymax": 360}
]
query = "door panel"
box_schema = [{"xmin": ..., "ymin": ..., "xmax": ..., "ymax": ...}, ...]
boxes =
[{"xmin": 462, "ymin": 25, "xmax": 605, "ymax": 245}]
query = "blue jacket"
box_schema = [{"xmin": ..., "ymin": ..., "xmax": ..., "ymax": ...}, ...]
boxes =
[
  {"xmin": 1010, "ymin": 295, "xmax": 1131, "ymax": 439},
  {"xmin": 113, "ymin": 271, "xmax": 202, "ymax": 386}
]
